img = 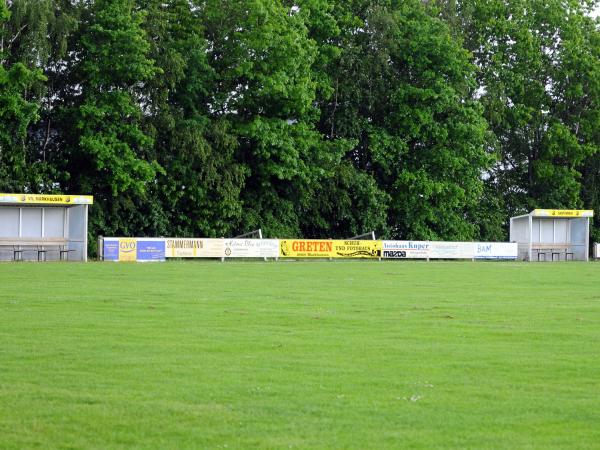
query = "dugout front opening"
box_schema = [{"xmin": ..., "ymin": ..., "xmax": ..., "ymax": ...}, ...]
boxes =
[
  {"xmin": 509, "ymin": 209, "xmax": 593, "ymax": 261},
  {"xmin": 0, "ymin": 193, "xmax": 93, "ymax": 261}
]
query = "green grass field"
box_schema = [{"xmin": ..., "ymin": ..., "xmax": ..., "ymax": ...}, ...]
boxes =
[{"xmin": 1, "ymin": 260, "xmax": 600, "ymax": 449}]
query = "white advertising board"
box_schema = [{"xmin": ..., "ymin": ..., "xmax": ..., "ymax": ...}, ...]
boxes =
[
  {"xmin": 165, "ymin": 238, "xmax": 224, "ymax": 258},
  {"xmin": 383, "ymin": 241, "xmax": 517, "ymax": 260},
  {"xmin": 473, "ymin": 242, "xmax": 518, "ymax": 259},
  {"xmin": 594, "ymin": 243, "xmax": 600, "ymax": 259},
  {"xmin": 381, "ymin": 241, "xmax": 431, "ymax": 259},
  {"xmin": 223, "ymin": 239, "xmax": 279, "ymax": 258},
  {"xmin": 429, "ymin": 242, "xmax": 474, "ymax": 259}
]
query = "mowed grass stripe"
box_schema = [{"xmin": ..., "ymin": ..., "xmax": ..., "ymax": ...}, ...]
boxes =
[{"xmin": 1, "ymin": 261, "xmax": 599, "ymax": 449}]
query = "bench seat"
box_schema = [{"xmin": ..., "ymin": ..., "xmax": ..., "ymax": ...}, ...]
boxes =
[
  {"xmin": 0, "ymin": 238, "xmax": 71, "ymax": 261},
  {"xmin": 532, "ymin": 243, "xmax": 572, "ymax": 261}
]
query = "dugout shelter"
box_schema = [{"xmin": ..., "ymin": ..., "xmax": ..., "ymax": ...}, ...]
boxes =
[
  {"xmin": 509, "ymin": 209, "xmax": 593, "ymax": 261},
  {"xmin": 0, "ymin": 193, "xmax": 93, "ymax": 261}
]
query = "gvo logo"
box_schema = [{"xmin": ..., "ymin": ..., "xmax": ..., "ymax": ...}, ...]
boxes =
[{"xmin": 120, "ymin": 241, "xmax": 136, "ymax": 253}]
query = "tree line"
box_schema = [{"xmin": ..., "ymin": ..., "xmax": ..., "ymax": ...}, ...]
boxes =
[{"xmin": 1, "ymin": 0, "xmax": 599, "ymax": 253}]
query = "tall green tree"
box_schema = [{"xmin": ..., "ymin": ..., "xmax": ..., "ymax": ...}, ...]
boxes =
[
  {"xmin": 57, "ymin": 0, "xmax": 158, "ymax": 245},
  {"xmin": 0, "ymin": 0, "xmax": 46, "ymax": 191},
  {"xmin": 282, "ymin": 0, "xmax": 391, "ymax": 238},
  {"xmin": 24, "ymin": 0, "xmax": 80, "ymax": 192},
  {"xmin": 438, "ymin": 0, "xmax": 600, "ymax": 236},
  {"xmin": 197, "ymin": 0, "xmax": 350, "ymax": 238},
  {"xmin": 4, "ymin": 0, "xmax": 597, "ymax": 247},
  {"xmin": 318, "ymin": 0, "xmax": 492, "ymax": 240},
  {"xmin": 138, "ymin": 0, "xmax": 246, "ymax": 238},
  {"xmin": 574, "ymin": 10, "xmax": 600, "ymax": 242}
]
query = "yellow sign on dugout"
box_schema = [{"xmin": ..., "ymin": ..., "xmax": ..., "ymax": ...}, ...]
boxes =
[
  {"xmin": 0, "ymin": 193, "xmax": 94, "ymax": 205},
  {"xmin": 532, "ymin": 209, "xmax": 594, "ymax": 218}
]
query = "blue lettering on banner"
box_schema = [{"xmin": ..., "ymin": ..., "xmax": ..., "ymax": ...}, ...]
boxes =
[
  {"xmin": 384, "ymin": 241, "xmax": 429, "ymax": 250},
  {"xmin": 103, "ymin": 240, "xmax": 119, "ymax": 261},
  {"xmin": 477, "ymin": 244, "xmax": 492, "ymax": 254},
  {"xmin": 136, "ymin": 240, "xmax": 166, "ymax": 262}
]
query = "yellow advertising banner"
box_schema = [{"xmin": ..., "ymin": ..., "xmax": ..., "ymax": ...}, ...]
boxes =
[
  {"xmin": 118, "ymin": 238, "xmax": 137, "ymax": 262},
  {"xmin": 0, "ymin": 193, "xmax": 93, "ymax": 205},
  {"xmin": 533, "ymin": 209, "xmax": 594, "ymax": 218},
  {"xmin": 279, "ymin": 240, "xmax": 382, "ymax": 258}
]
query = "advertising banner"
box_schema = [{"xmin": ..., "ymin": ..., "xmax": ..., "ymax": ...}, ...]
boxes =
[
  {"xmin": 103, "ymin": 239, "xmax": 120, "ymax": 261},
  {"xmin": 103, "ymin": 238, "xmax": 166, "ymax": 262},
  {"xmin": 118, "ymin": 238, "xmax": 137, "ymax": 262},
  {"xmin": 101, "ymin": 237, "xmax": 517, "ymax": 261},
  {"xmin": 474, "ymin": 242, "xmax": 518, "ymax": 259},
  {"xmin": 223, "ymin": 239, "xmax": 279, "ymax": 258},
  {"xmin": 383, "ymin": 241, "xmax": 517, "ymax": 260},
  {"xmin": 382, "ymin": 241, "xmax": 431, "ymax": 259},
  {"xmin": 137, "ymin": 239, "xmax": 166, "ymax": 261},
  {"xmin": 103, "ymin": 237, "xmax": 275, "ymax": 260},
  {"xmin": 279, "ymin": 240, "xmax": 381, "ymax": 258},
  {"xmin": 165, "ymin": 238, "xmax": 223, "ymax": 258},
  {"xmin": 429, "ymin": 242, "xmax": 474, "ymax": 259}
]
